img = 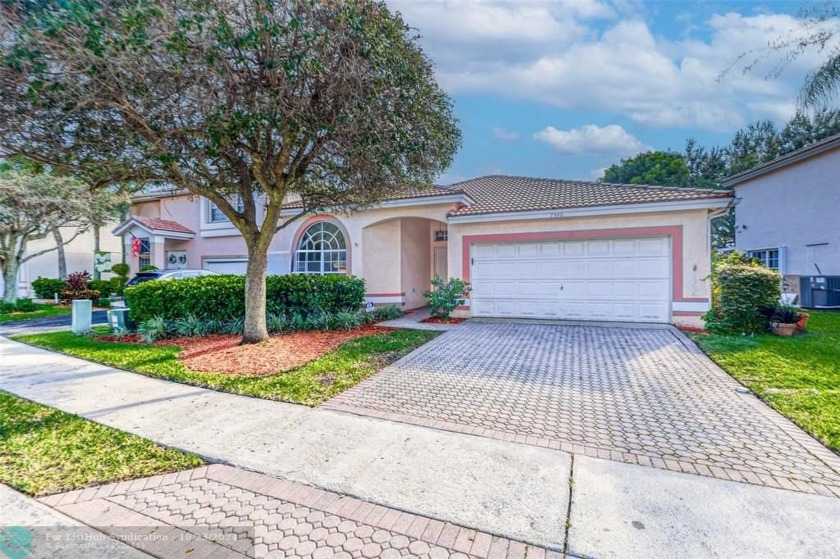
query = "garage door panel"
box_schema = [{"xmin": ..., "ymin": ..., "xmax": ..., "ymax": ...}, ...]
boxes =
[{"xmin": 471, "ymin": 237, "xmax": 671, "ymax": 323}]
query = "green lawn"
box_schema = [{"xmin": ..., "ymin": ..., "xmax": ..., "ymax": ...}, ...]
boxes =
[
  {"xmin": 693, "ymin": 310, "xmax": 840, "ymax": 454},
  {"xmin": 0, "ymin": 391, "xmax": 203, "ymax": 496},
  {"xmin": 0, "ymin": 304, "xmax": 70, "ymax": 323},
  {"xmin": 14, "ymin": 328, "xmax": 440, "ymax": 406}
]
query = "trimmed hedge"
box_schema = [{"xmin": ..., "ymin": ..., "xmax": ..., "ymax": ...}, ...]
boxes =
[
  {"xmin": 125, "ymin": 274, "xmax": 366, "ymax": 324},
  {"xmin": 31, "ymin": 277, "xmax": 65, "ymax": 299},
  {"xmin": 704, "ymin": 258, "xmax": 781, "ymax": 334}
]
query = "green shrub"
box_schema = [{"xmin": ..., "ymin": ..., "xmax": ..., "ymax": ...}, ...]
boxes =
[
  {"xmin": 423, "ymin": 276, "xmax": 471, "ymax": 319},
  {"xmin": 125, "ymin": 274, "xmax": 365, "ymax": 324},
  {"xmin": 110, "ymin": 276, "xmax": 127, "ymax": 296},
  {"xmin": 335, "ymin": 310, "xmax": 364, "ymax": 331},
  {"xmin": 1, "ymin": 299, "xmax": 41, "ymax": 313},
  {"xmin": 704, "ymin": 253, "xmax": 781, "ymax": 334},
  {"xmin": 138, "ymin": 316, "xmax": 169, "ymax": 343},
  {"xmin": 95, "ymin": 298, "xmax": 112, "ymax": 309},
  {"xmin": 111, "ymin": 263, "xmax": 130, "ymax": 276},
  {"xmin": 60, "ymin": 271, "xmax": 101, "ymax": 303},
  {"xmin": 88, "ymin": 279, "xmax": 112, "ymax": 297},
  {"xmin": 139, "ymin": 265, "xmax": 158, "ymax": 272},
  {"xmin": 31, "ymin": 277, "xmax": 65, "ymax": 299},
  {"xmin": 368, "ymin": 304, "xmax": 403, "ymax": 322},
  {"xmin": 266, "ymin": 313, "xmax": 288, "ymax": 334}
]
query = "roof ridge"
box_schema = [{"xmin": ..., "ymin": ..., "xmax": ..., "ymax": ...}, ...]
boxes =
[{"xmin": 451, "ymin": 174, "xmax": 730, "ymax": 194}]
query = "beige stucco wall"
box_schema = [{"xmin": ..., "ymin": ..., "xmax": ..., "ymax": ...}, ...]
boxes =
[
  {"xmin": 401, "ymin": 218, "xmax": 432, "ymax": 309},
  {"xmin": 362, "ymin": 220, "xmax": 401, "ymax": 296}
]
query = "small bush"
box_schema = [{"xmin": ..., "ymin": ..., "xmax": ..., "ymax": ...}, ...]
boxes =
[
  {"xmin": 125, "ymin": 274, "xmax": 366, "ymax": 324},
  {"xmin": 772, "ymin": 305, "xmax": 800, "ymax": 324},
  {"xmin": 139, "ymin": 265, "xmax": 159, "ymax": 272},
  {"xmin": 266, "ymin": 313, "xmax": 288, "ymax": 334},
  {"xmin": 95, "ymin": 298, "xmax": 112, "ymax": 309},
  {"xmin": 31, "ymin": 277, "xmax": 65, "ymax": 299},
  {"xmin": 138, "ymin": 316, "xmax": 169, "ymax": 343},
  {"xmin": 0, "ymin": 299, "xmax": 41, "ymax": 313},
  {"xmin": 334, "ymin": 310, "xmax": 364, "ymax": 331},
  {"xmin": 88, "ymin": 279, "xmax": 112, "ymax": 297},
  {"xmin": 423, "ymin": 276, "xmax": 471, "ymax": 319},
  {"xmin": 60, "ymin": 271, "xmax": 101, "ymax": 303},
  {"xmin": 368, "ymin": 304, "xmax": 403, "ymax": 322},
  {"xmin": 704, "ymin": 253, "xmax": 781, "ymax": 334},
  {"xmin": 111, "ymin": 263, "xmax": 130, "ymax": 277}
]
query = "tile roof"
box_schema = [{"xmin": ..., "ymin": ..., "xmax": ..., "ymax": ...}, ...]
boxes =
[
  {"xmin": 133, "ymin": 216, "xmax": 195, "ymax": 235},
  {"xmin": 282, "ymin": 186, "xmax": 465, "ymax": 209},
  {"xmin": 447, "ymin": 175, "xmax": 732, "ymax": 217},
  {"xmin": 723, "ymin": 132, "xmax": 840, "ymax": 186}
]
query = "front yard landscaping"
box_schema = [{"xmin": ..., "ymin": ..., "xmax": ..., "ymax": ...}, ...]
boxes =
[
  {"xmin": 0, "ymin": 391, "xmax": 203, "ymax": 496},
  {"xmin": 693, "ymin": 310, "xmax": 840, "ymax": 454},
  {"xmin": 0, "ymin": 302, "xmax": 70, "ymax": 324},
  {"xmin": 14, "ymin": 327, "xmax": 440, "ymax": 406}
]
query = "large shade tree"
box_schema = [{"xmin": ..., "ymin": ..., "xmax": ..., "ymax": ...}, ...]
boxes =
[{"xmin": 0, "ymin": 0, "xmax": 461, "ymax": 342}]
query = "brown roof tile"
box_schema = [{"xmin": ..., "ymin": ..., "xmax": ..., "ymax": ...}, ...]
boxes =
[
  {"xmin": 447, "ymin": 175, "xmax": 732, "ymax": 217},
  {"xmin": 133, "ymin": 216, "xmax": 195, "ymax": 234},
  {"xmin": 282, "ymin": 186, "xmax": 464, "ymax": 209}
]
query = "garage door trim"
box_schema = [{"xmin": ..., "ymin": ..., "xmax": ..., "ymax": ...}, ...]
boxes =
[{"xmin": 461, "ymin": 225, "xmax": 702, "ymax": 305}]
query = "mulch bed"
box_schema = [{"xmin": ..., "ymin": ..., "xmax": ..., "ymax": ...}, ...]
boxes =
[
  {"xmin": 153, "ymin": 325, "xmax": 391, "ymax": 376},
  {"xmin": 421, "ymin": 316, "xmax": 466, "ymax": 325}
]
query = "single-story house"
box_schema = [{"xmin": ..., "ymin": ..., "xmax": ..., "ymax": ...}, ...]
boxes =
[
  {"xmin": 114, "ymin": 176, "xmax": 731, "ymax": 327},
  {"xmin": 724, "ymin": 133, "xmax": 840, "ymax": 300}
]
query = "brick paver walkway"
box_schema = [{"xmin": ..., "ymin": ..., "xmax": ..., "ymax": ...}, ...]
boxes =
[
  {"xmin": 323, "ymin": 322, "xmax": 840, "ymax": 496},
  {"xmin": 42, "ymin": 465, "xmax": 556, "ymax": 559}
]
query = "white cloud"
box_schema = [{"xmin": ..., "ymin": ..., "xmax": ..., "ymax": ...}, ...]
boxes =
[
  {"xmin": 534, "ymin": 124, "xmax": 650, "ymax": 156},
  {"xmin": 492, "ymin": 127, "xmax": 520, "ymax": 141},
  {"xmin": 387, "ymin": 2, "xmax": 840, "ymax": 131}
]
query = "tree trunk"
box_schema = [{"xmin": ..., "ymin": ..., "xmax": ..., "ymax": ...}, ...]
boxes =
[
  {"xmin": 93, "ymin": 224, "xmax": 101, "ymax": 280},
  {"xmin": 242, "ymin": 241, "xmax": 270, "ymax": 344},
  {"xmin": 52, "ymin": 227, "xmax": 67, "ymax": 280},
  {"xmin": 2, "ymin": 260, "xmax": 19, "ymax": 304}
]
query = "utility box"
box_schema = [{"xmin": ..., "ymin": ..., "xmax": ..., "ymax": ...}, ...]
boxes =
[
  {"xmin": 71, "ymin": 299, "xmax": 93, "ymax": 334},
  {"xmin": 108, "ymin": 308, "xmax": 135, "ymax": 332}
]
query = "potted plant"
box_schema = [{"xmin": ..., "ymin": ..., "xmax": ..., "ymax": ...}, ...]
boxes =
[
  {"xmin": 770, "ymin": 305, "xmax": 800, "ymax": 336},
  {"xmin": 796, "ymin": 311, "xmax": 810, "ymax": 331}
]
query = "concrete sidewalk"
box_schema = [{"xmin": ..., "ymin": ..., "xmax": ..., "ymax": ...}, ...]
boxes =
[{"xmin": 1, "ymin": 337, "xmax": 839, "ymax": 558}]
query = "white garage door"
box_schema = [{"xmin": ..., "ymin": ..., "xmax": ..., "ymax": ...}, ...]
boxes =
[
  {"xmin": 204, "ymin": 259, "xmax": 248, "ymax": 275},
  {"xmin": 470, "ymin": 237, "xmax": 671, "ymax": 323}
]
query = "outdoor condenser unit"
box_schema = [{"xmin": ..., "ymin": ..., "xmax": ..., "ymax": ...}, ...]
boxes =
[{"xmin": 799, "ymin": 276, "xmax": 840, "ymax": 308}]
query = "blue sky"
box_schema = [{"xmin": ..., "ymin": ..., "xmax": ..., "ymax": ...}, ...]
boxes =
[{"xmin": 386, "ymin": 1, "xmax": 837, "ymax": 182}]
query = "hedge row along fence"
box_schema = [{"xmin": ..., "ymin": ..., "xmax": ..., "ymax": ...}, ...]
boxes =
[{"xmin": 125, "ymin": 274, "xmax": 366, "ymax": 324}]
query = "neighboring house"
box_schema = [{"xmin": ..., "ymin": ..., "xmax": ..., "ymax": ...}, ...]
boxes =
[
  {"xmin": 114, "ymin": 176, "xmax": 731, "ymax": 327},
  {"xmin": 0, "ymin": 225, "xmax": 123, "ymax": 298},
  {"xmin": 724, "ymin": 133, "xmax": 840, "ymax": 298}
]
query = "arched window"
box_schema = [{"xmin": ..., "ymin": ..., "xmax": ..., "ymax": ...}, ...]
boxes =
[{"xmin": 293, "ymin": 221, "xmax": 348, "ymax": 274}]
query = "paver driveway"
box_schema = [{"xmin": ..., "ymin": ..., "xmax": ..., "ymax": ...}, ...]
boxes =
[{"xmin": 324, "ymin": 321, "xmax": 840, "ymax": 496}]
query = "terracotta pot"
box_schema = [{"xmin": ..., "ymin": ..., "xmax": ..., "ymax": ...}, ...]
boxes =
[
  {"xmin": 796, "ymin": 312, "xmax": 810, "ymax": 331},
  {"xmin": 772, "ymin": 322, "xmax": 797, "ymax": 337}
]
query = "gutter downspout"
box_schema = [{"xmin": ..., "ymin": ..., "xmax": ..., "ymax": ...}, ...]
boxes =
[{"xmin": 706, "ymin": 203, "xmax": 733, "ymax": 305}]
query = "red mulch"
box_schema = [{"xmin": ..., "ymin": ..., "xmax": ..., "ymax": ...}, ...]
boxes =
[
  {"xmin": 153, "ymin": 325, "xmax": 391, "ymax": 376},
  {"xmin": 421, "ymin": 316, "xmax": 466, "ymax": 325}
]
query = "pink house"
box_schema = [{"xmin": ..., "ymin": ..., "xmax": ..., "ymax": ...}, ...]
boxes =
[{"xmin": 113, "ymin": 176, "xmax": 731, "ymax": 327}]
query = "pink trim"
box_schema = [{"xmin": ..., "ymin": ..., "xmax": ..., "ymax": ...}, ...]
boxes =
[
  {"xmin": 461, "ymin": 226, "xmax": 699, "ymax": 303},
  {"xmin": 291, "ymin": 215, "xmax": 352, "ymax": 274},
  {"xmin": 366, "ymin": 292, "xmax": 405, "ymax": 297}
]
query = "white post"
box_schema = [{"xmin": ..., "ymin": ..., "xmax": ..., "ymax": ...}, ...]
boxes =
[{"xmin": 71, "ymin": 299, "xmax": 93, "ymax": 334}]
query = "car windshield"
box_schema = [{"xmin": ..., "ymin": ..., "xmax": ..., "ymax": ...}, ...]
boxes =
[{"xmin": 126, "ymin": 273, "xmax": 161, "ymax": 286}]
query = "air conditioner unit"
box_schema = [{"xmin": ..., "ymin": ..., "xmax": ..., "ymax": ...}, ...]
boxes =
[{"xmin": 799, "ymin": 276, "xmax": 840, "ymax": 308}]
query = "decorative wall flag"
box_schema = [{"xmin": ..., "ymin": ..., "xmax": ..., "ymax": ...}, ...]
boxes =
[
  {"xmin": 93, "ymin": 251, "xmax": 112, "ymax": 273},
  {"xmin": 131, "ymin": 237, "xmax": 141, "ymax": 258}
]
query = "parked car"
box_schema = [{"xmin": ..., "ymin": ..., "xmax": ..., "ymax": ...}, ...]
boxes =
[{"xmin": 124, "ymin": 269, "xmax": 217, "ymax": 287}]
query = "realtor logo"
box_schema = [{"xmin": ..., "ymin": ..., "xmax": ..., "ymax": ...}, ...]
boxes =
[{"xmin": 0, "ymin": 526, "xmax": 33, "ymax": 559}]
